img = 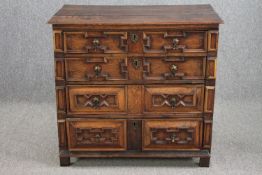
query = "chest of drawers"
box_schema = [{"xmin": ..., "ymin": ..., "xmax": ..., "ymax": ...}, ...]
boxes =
[{"xmin": 48, "ymin": 4, "xmax": 223, "ymax": 167}]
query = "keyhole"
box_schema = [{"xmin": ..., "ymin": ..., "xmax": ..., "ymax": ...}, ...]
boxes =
[
  {"xmin": 132, "ymin": 58, "xmax": 141, "ymax": 69},
  {"xmin": 131, "ymin": 33, "xmax": 138, "ymax": 43},
  {"xmin": 134, "ymin": 60, "xmax": 138, "ymax": 67},
  {"xmin": 133, "ymin": 121, "xmax": 137, "ymax": 129}
]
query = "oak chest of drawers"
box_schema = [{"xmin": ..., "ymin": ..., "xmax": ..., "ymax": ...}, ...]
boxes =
[{"xmin": 48, "ymin": 4, "xmax": 223, "ymax": 167}]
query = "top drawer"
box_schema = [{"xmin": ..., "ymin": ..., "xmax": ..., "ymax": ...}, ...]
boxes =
[{"xmin": 54, "ymin": 31, "xmax": 207, "ymax": 54}]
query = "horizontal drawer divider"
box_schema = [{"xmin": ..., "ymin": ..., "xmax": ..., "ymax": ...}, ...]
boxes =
[
  {"xmin": 56, "ymin": 52, "xmax": 209, "ymax": 58},
  {"xmin": 65, "ymin": 116, "xmax": 204, "ymax": 119},
  {"xmin": 65, "ymin": 80, "xmax": 205, "ymax": 85}
]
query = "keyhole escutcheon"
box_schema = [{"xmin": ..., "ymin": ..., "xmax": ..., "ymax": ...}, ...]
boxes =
[
  {"xmin": 132, "ymin": 58, "xmax": 141, "ymax": 69},
  {"xmin": 130, "ymin": 33, "xmax": 139, "ymax": 43}
]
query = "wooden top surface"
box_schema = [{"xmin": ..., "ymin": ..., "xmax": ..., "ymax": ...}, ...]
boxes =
[{"xmin": 48, "ymin": 4, "xmax": 223, "ymax": 25}]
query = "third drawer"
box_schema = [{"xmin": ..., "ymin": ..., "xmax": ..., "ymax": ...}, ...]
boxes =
[{"xmin": 67, "ymin": 84, "xmax": 204, "ymax": 115}]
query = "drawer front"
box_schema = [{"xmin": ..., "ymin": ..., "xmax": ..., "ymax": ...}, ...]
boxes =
[
  {"xmin": 65, "ymin": 56, "xmax": 205, "ymax": 82},
  {"xmin": 64, "ymin": 31, "xmax": 127, "ymax": 54},
  {"xmin": 143, "ymin": 119, "xmax": 202, "ymax": 150},
  {"xmin": 144, "ymin": 85, "xmax": 204, "ymax": 113},
  {"xmin": 67, "ymin": 86, "xmax": 127, "ymax": 114},
  {"xmin": 143, "ymin": 56, "xmax": 205, "ymax": 80},
  {"xmin": 143, "ymin": 31, "xmax": 207, "ymax": 54},
  {"xmin": 67, "ymin": 119, "xmax": 127, "ymax": 151},
  {"xmin": 65, "ymin": 56, "xmax": 128, "ymax": 81}
]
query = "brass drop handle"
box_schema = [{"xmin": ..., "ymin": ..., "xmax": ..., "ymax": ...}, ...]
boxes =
[
  {"xmin": 95, "ymin": 133, "xmax": 101, "ymax": 142},
  {"xmin": 170, "ymin": 64, "xmax": 178, "ymax": 75},
  {"xmin": 173, "ymin": 38, "xmax": 179, "ymax": 48},
  {"xmin": 93, "ymin": 38, "xmax": 100, "ymax": 46},
  {"xmin": 171, "ymin": 133, "xmax": 176, "ymax": 143},
  {"xmin": 94, "ymin": 65, "xmax": 102, "ymax": 76},
  {"xmin": 92, "ymin": 97, "xmax": 100, "ymax": 108},
  {"xmin": 169, "ymin": 97, "xmax": 176, "ymax": 108}
]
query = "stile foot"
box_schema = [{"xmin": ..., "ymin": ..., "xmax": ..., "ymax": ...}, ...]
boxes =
[
  {"xmin": 199, "ymin": 157, "xmax": 210, "ymax": 167},
  {"xmin": 60, "ymin": 157, "xmax": 71, "ymax": 166}
]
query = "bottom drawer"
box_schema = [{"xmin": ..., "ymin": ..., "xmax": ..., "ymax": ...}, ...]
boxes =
[
  {"xmin": 143, "ymin": 118, "xmax": 203, "ymax": 150},
  {"xmin": 66, "ymin": 119, "xmax": 127, "ymax": 151}
]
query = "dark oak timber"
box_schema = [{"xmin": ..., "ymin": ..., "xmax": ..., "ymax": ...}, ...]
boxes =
[{"xmin": 49, "ymin": 4, "xmax": 222, "ymax": 167}]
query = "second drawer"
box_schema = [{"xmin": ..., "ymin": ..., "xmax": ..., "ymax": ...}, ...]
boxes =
[{"xmin": 65, "ymin": 56, "xmax": 206, "ymax": 82}]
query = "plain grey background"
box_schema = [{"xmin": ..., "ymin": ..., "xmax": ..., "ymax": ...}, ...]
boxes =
[{"xmin": 0, "ymin": 0, "xmax": 262, "ymax": 174}]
